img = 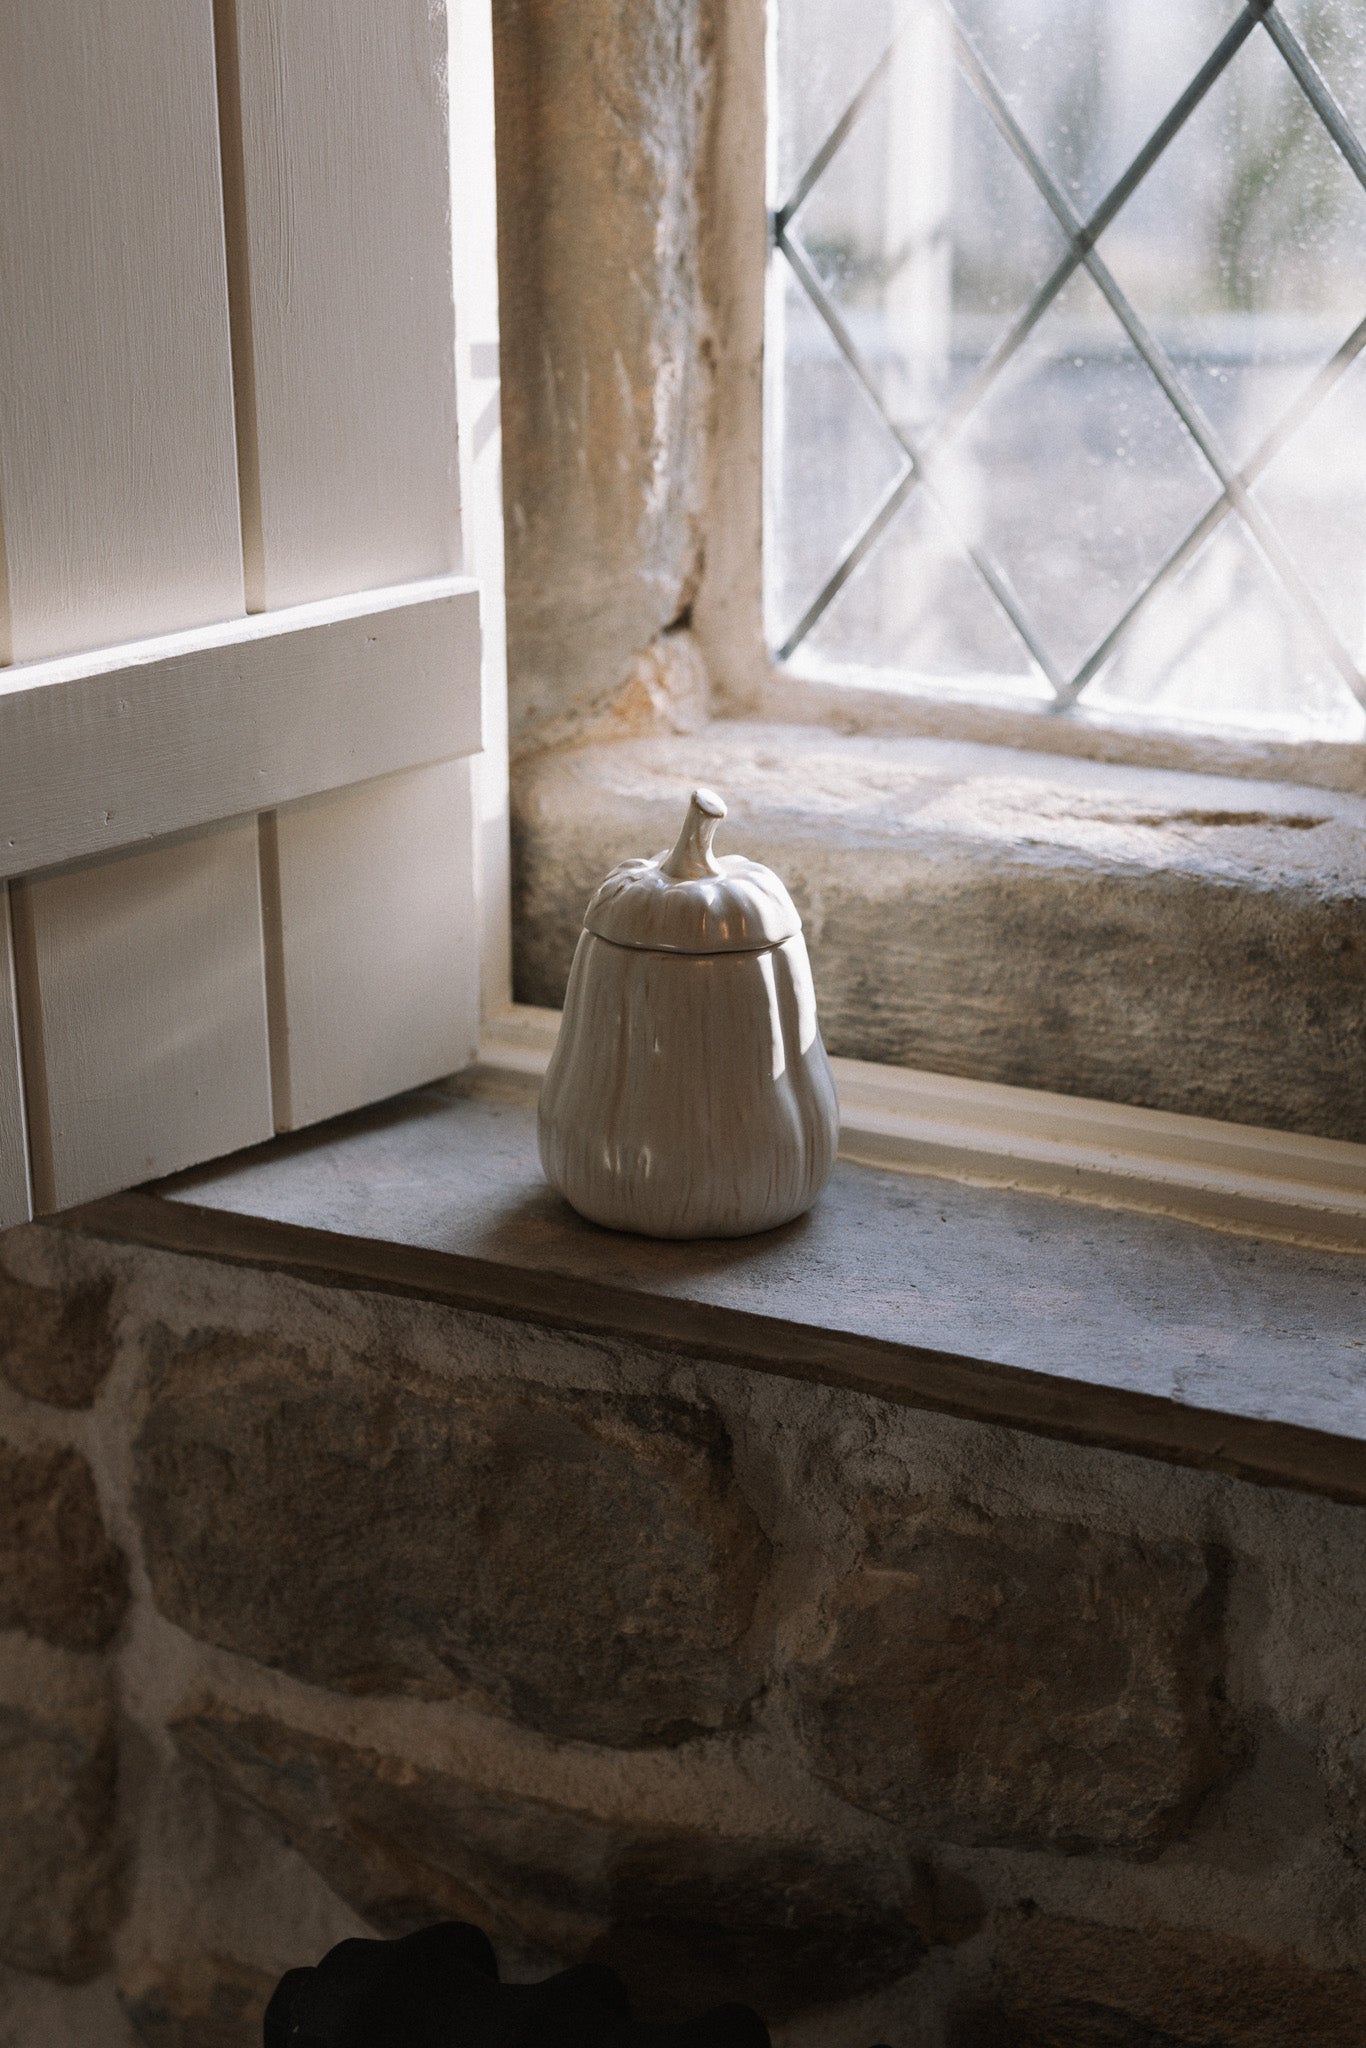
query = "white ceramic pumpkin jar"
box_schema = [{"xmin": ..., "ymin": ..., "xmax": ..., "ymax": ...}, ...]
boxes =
[{"xmin": 538, "ymin": 787, "xmax": 839, "ymax": 1239}]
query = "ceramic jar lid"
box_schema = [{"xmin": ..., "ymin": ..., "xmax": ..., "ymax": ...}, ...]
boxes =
[{"xmin": 583, "ymin": 788, "xmax": 801, "ymax": 954}]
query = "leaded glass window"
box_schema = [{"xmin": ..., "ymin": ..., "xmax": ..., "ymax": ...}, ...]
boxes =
[{"xmin": 766, "ymin": 0, "xmax": 1366, "ymax": 739}]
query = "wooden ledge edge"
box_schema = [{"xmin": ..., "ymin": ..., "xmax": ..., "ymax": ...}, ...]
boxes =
[{"xmin": 62, "ymin": 1187, "xmax": 1366, "ymax": 1510}]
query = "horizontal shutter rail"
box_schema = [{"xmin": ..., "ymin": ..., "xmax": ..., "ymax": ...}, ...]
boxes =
[{"xmin": 0, "ymin": 576, "xmax": 481, "ymax": 882}]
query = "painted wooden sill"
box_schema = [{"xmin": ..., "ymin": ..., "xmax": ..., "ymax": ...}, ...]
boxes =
[
  {"xmin": 65, "ymin": 1017, "xmax": 1366, "ymax": 1509},
  {"xmin": 479, "ymin": 1006, "xmax": 1366, "ymax": 1255}
]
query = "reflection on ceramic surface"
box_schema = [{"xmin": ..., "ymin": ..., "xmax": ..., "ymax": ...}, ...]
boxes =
[{"xmin": 538, "ymin": 789, "xmax": 840, "ymax": 1240}]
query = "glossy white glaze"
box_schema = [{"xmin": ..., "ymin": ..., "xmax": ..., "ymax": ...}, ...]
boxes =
[
  {"xmin": 539, "ymin": 791, "xmax": 839, "ymax": 1239},
  {"xmin": 584, "ymin": 786, "xmax": 800, "ymax": 953}
]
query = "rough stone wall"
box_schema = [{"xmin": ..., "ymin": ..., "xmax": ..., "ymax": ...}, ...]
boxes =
[
  {"xmin": 492, "ymin": 0, "xmax": 718, "ymax": 755},
  {"xmin": 513, "ymin": 728, "xmax": 1366, "ymax": 1141},
  {"xmin": 4, "ymin": 1219, "xmax": 1366, "ymax": 2047}
]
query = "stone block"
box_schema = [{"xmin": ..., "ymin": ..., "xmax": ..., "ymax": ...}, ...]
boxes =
[
  {"xmin": 0, "ymin": 1229, "xmax": 117, "ymax": 1408},
  {"xmin": 173, "ymin": 1705, "xmax": 947, "ymax": 2021},
  {"xmin": 135, "ymin": 1333, "xmax": 768, "ymax": 1745},
  {"xmin": 513, "ymin": 729, "xmax": 1366, "ymax": 1138},
  {"xmin": 980, "ymin": 1911, "xmax": 1366, "ymax": 2047},
  {"xmin": 584, "ymin": 1842, "xmax": 973, "ymax": 2024},
  {"xmin": 795, "ymin": 1496, "xmax": 1227, "ymax": 1854},
  {"xmin": 0, "ymin": 1638, "xmax": 120, "ymax": 1980},
  {"xmin": 0, "ymin": 1443, "xmax": 128, "ymax": 1652},
  {"xmin": 118, "ymin": 1952, "xmax": 277, "ymax": 2048},
  {"xmin": 0, "ymin": 1965, "xmax": 142, "ymax": 2047},
  {"xmin": 493, "ymin": 0, "xmax": 710, "ymax": 746}
]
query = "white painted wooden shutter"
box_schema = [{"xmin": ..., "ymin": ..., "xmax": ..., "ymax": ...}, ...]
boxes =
[{"xmin": 0, "ymin": 0, "xmax": 501, "ymax": 1223}]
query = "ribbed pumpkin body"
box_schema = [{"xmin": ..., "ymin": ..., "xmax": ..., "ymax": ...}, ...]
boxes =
[
  {"xmin": 537, "ymin": 787, "xmax": 840, "ymax": 1240},
  {"xmin": 539, "ymin": 929, "xmax": 838, "ymax": 1239}
]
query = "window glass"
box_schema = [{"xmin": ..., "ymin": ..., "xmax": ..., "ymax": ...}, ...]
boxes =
[{"xmin": 767, "ymin": 0, "xmax": 1366, "ymax": 739}]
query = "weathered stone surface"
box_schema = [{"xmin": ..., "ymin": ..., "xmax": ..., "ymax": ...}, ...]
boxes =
[
  {"xmin": 0, "ymin": 1965, "xmax": 142, "ymax": 2047},
  {"xmin": 118, "ymin": 1952, "xmax": 276, "ymax": 2048},
  {"xmin": 0, "ymin": 1638, "xmax": 120, "ymax": 1980},
  {"xmin": 514, "ymin": 729, "xmax": 1366, "ymax": 1138},
  {"xmin": 975, "ymin": 1912, "xmax": 1366, "ymax": 2047},
  {"xmin": 494, "ymin": 0, "xmax": 712, "ymax": 748},
  {"xmin": 583, "ymin": 1843, "xmax": 974, "ymax": 2023},
  {"xmin": 516, "ymin": 627, "xmax": 712, "ymax": 760},
  {"xmin": 0, "ymin": 1229, "xmax": 117, "ymax": 1408},
  {"xmin": 135, "ymin": 1332, "xmax": 767, "ymax": 1745},
  {"xmin": 0, "ymin": 1443, "xmax": 128, "ymax": 1652},
  {"xmin": 173, "ymin": 1705, "xmax": 943, "ymax": 2022},
  {"xmin": 796, "ymin": 1496, "xmax": 1226, "ymax": 1855}
]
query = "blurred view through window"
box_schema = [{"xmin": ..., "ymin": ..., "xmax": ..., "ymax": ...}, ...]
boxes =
[{"xmin": 766, "ymin": 0, "xmax": 1366, "ymax": 739}]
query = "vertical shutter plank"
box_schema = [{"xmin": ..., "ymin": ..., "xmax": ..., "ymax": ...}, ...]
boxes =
[
  {"xmin": 0, "ymin": 889, "xmax": 31, "ymax": 1229},
  {"xmin": 0, "ymin": 0, "xmax": 243, "ymax": 659},
  {"xmin": 453, "ymin": 0, "xmax": 512, "ymax": 1017},
  {"xmin": 13, "ymin": 828, "xmax": 273, "ymax": 1214},
  {"xmin": 231, "ymin": 0, "xmax": 461, "ymax": 608},
  {"xmin": 267, "ymin": 761, "xmax": 479, "ymax": 1131},
  {"xmin": 0, "ymin": 0, "xmax": 277, "ymax": 1208},
  {"xmin": 231, "ymin": 0, "xmax": 479, "ymax": 1125}
]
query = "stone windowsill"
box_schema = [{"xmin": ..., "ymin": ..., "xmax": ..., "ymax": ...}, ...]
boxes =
[
  {"xmin": 68, "ymin": 1078, "xmax": 1366, "ymax": 1507},
  {"xmin": 511, "ymin": 721, "xmax": 1366, "ymax": 1142}
]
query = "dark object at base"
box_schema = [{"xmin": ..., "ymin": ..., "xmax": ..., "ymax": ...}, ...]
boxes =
[{"xmin": 263, "ymin": 1922, "xmax": 773, "ymax": 2048}]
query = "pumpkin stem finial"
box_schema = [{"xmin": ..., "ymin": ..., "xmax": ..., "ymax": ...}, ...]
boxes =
[{"xmin": 661, "ymin": 787, "xmax": 726, "ymax": 880}]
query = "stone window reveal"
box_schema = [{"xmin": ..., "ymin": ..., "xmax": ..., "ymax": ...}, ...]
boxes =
[{"xmin": 767, "ymin": 0, "xmax": 1366, "ymax": 741}]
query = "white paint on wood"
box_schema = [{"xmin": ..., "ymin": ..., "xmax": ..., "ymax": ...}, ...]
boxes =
[
  {"xmin": 474, "ymin": 1005, "xmax": 1366, "ymax": 1254},
  {"xmin": 0, "ymin": 0, "xmax": 243, "ymax": 661},
  {"xmin": 451, "ymin": 0, "xmax": 513, "ymax": 1018},
  {"xmin": 0, "ymin": 889, "xmax": 31, "ymax": 1228},
  {"xmin": 0, "ymin": 0, "xmax": 487, "ymax": 1207},
  {"xmin": 265, "ymin": 761, "xmax": 480, "ymax": 1131},
  {"xmin": 0, "ymin": 0, "xmax": 281, "ymax": 1211},
  {"xmin": 12, "ymin": 826, "xmax": 273, "ymax": 1212},
  {"xmin": 229, "ymin": 0, "xmax": 461, "ymax": 608},
  {"xmin": 830, "ymin": 1058, "xmax": 1366, "ymax": 1251},
  {"xmin": 0, "ymin": 488, "xmax": 12, "ymax": 671},
  {"xmin": 221, "ymin": 0, "xmax": 481, "ymax": 1129},
  {"xmin": 0, "ymin": 579, "xmax": 480, "ymax": 882}
]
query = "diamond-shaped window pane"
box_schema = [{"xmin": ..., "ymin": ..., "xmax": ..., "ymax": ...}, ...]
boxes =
[
  {"xmin": 774, "ymin": 0, "xmax": 899, "ymax": 203},
  {"xmin": 787, "ymin": 9, "xmax": 1073, "ymax": 442},
  {"xmin": 1100, "ymin": 22, "xmax": 1366, "ymax": 469},
  {"xmin": 1279, "ymin": 0, "xmax": 1366, "ymax": 143},
  {"xmin": 951, "ymin": 0, "xmax": 1243, "ymax": 214},
  {"xmin": 796, "ymin": 482, "xmax": 1048, "ymax": 697},
  {"xmin": 1253, "ymin": 340, "xmax": 1366, "ymax": 664},
  {"xmin": 768, "ymin": 0, "xmax": 1366, "ymax": 734},
  {"xmin": 931, "ymin": 265, "xmax": 1220, "ymax": 677},
  {"xmin": 764, "ymin": 262, "xmax": 908, "ymax": 649},
  {"xmin": 1080, "ymin": 519, "xmax": 1365, "ymax": 739}
]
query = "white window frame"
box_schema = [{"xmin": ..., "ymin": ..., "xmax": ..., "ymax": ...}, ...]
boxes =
[{"xmin": 694, "ymin": 0, "xmax": 1366, "ymax": 801}]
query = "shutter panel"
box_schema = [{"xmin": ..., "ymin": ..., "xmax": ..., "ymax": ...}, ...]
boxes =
[
  {"xmin": 227, "ymin": 0, "xmax": 462, "ymax": 609},
  {"xmin": 225, "ymin": 0, "xmax": 480, "ymax": 1128},
  {"xmin": 0, "ymin": 0, "xmax": 244, "ymax": 662},
  {"xmin": 452, "ymin": 0, "xmax": 512, "ymax": 1018},
  {"xmin": 0, "ymin": 0, "xmax": 487, "ymax": 1222},
  {"xmin": 0, "ymin": 0, "xmax": 265, "ymax": 1222},
  {"xmin": 11, "ymin": 828, "xmax": 273, "ymax": 1214},
  {"xmin": 263, "ymin": 762, "xmax": 476, "ymax": 1132}
]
